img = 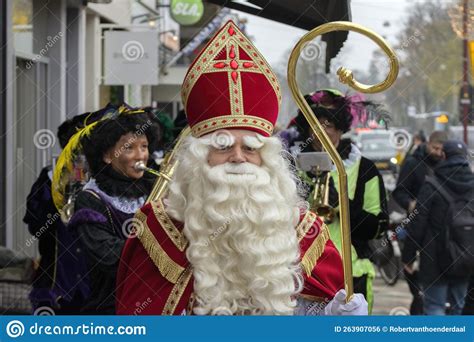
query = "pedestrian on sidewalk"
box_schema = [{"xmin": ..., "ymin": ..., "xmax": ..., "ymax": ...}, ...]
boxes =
[
  {"xmin": 393, "ymin": 131, "xmax": 447, "ymax": 315},
  {"xmin": 403, "ymin": 140, "xmax": 474, "ymax": 315}
]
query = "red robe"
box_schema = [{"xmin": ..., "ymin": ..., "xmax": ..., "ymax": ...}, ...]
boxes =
[{"xmin": 116, "ymin": 199, "xmax": 344, "ymax": 315}]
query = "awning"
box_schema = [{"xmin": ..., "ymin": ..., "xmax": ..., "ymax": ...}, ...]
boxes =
[{"xmin": 204, "ymin": 0, "xmax": 351, "ymax": 72}]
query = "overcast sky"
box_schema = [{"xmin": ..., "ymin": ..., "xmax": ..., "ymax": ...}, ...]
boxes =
[{"xmin": 237, "ymin": 0, "xmax": 426, "ymax": 73}]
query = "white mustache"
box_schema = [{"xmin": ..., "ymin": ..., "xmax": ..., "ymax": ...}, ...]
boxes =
[
  {"xmin": 205, "ymin": 162, "xmax": 271, "ymax": 187},
  {"xmin": 221, "ymin": 163, "xmax": 259, "ymax": 175}
]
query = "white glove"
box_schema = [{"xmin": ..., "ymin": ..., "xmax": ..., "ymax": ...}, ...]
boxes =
[{"xmin": 324, "ymin": 289, "xmax": 368, "ymax": 315}]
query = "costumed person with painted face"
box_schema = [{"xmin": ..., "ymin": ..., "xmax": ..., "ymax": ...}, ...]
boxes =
[
  {"xmin": 115, "ymin": 21, "xmax": 367, "ymax": 316},
  {"xmin": 288, "ymin": 90, "xmax": 389, "ymax": 313},
  {"xmin": 52, "ymin": 105, "xmax": 158, "ymax": 314}
]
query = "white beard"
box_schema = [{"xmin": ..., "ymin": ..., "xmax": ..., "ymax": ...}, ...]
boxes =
[{"xmin": 165, "ymin": 136, "xmax": 305, "ymax": 315}]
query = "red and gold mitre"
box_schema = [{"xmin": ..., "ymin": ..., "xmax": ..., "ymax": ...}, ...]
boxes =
[{"xmin": 181, "ymin": 20, "xmax": 282, "ymax": 137}]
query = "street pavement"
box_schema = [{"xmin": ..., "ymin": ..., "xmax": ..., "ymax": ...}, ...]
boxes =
[{"xmin": 372, "ymin": 274, "xmax": 412, "ymax": 315}]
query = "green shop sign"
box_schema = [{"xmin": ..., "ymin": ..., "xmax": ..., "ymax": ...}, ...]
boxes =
[{"xmin": 170, "ymin": 0, "xmax": 204, "ymax": 26}]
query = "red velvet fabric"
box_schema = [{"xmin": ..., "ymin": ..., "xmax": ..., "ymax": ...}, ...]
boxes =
[
  {"xmin": 116, "ymin": 205, "xmax": 344, "ymax": 315},
  {"xmin": 182, "ymin": 20, "xmax": 280, "ymax": 137}
]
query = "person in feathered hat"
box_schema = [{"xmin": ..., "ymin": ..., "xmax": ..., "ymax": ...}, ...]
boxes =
[
  {"xmin": 287, "ymin": 89, "xmax": 389, "ymax": 313},
  {"xmin": 116, "ymin": 21, "xmax": 367, "ymax": 315},
  {"xmin": 51, "ymin": 104, "xmax": 159, "ymax": 314}
]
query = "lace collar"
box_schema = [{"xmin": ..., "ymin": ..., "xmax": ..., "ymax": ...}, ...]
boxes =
[{"xmin": 83, "ymin": 178, "xmax": 146, "ymax": 214}]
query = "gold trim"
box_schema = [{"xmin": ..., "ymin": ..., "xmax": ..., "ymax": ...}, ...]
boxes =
[
  {"xmin": 300, "ymin": 223, "xmax": 330, "ymax": 277},
  {"xmin": 186, "ymin": 293, "xmax": 196, "ymax": 315},
  {"xmin": 136, "ymin": 209, "xmax": 185, "ymax": 284},
  {"xmin": 152, "ymin": 200, "xmax": 188, "ymax": 251},
  {"xmin": 192, "ymin": 114, "xmax": 273, "ymax": 137},
  {"xmin": 296, "ymin": 211, "xmax": 318, "ymax": 241},
  {"xmin": 162, "ymin": 266, "xmax": 193, "ymax": 315},
  {"xmin": 228, "ymin": 40, "xmax": 245, "ymax": 117},
  {"xmin": 204, "ymin": 67, "xmax": 262, "ymax": 74}
]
